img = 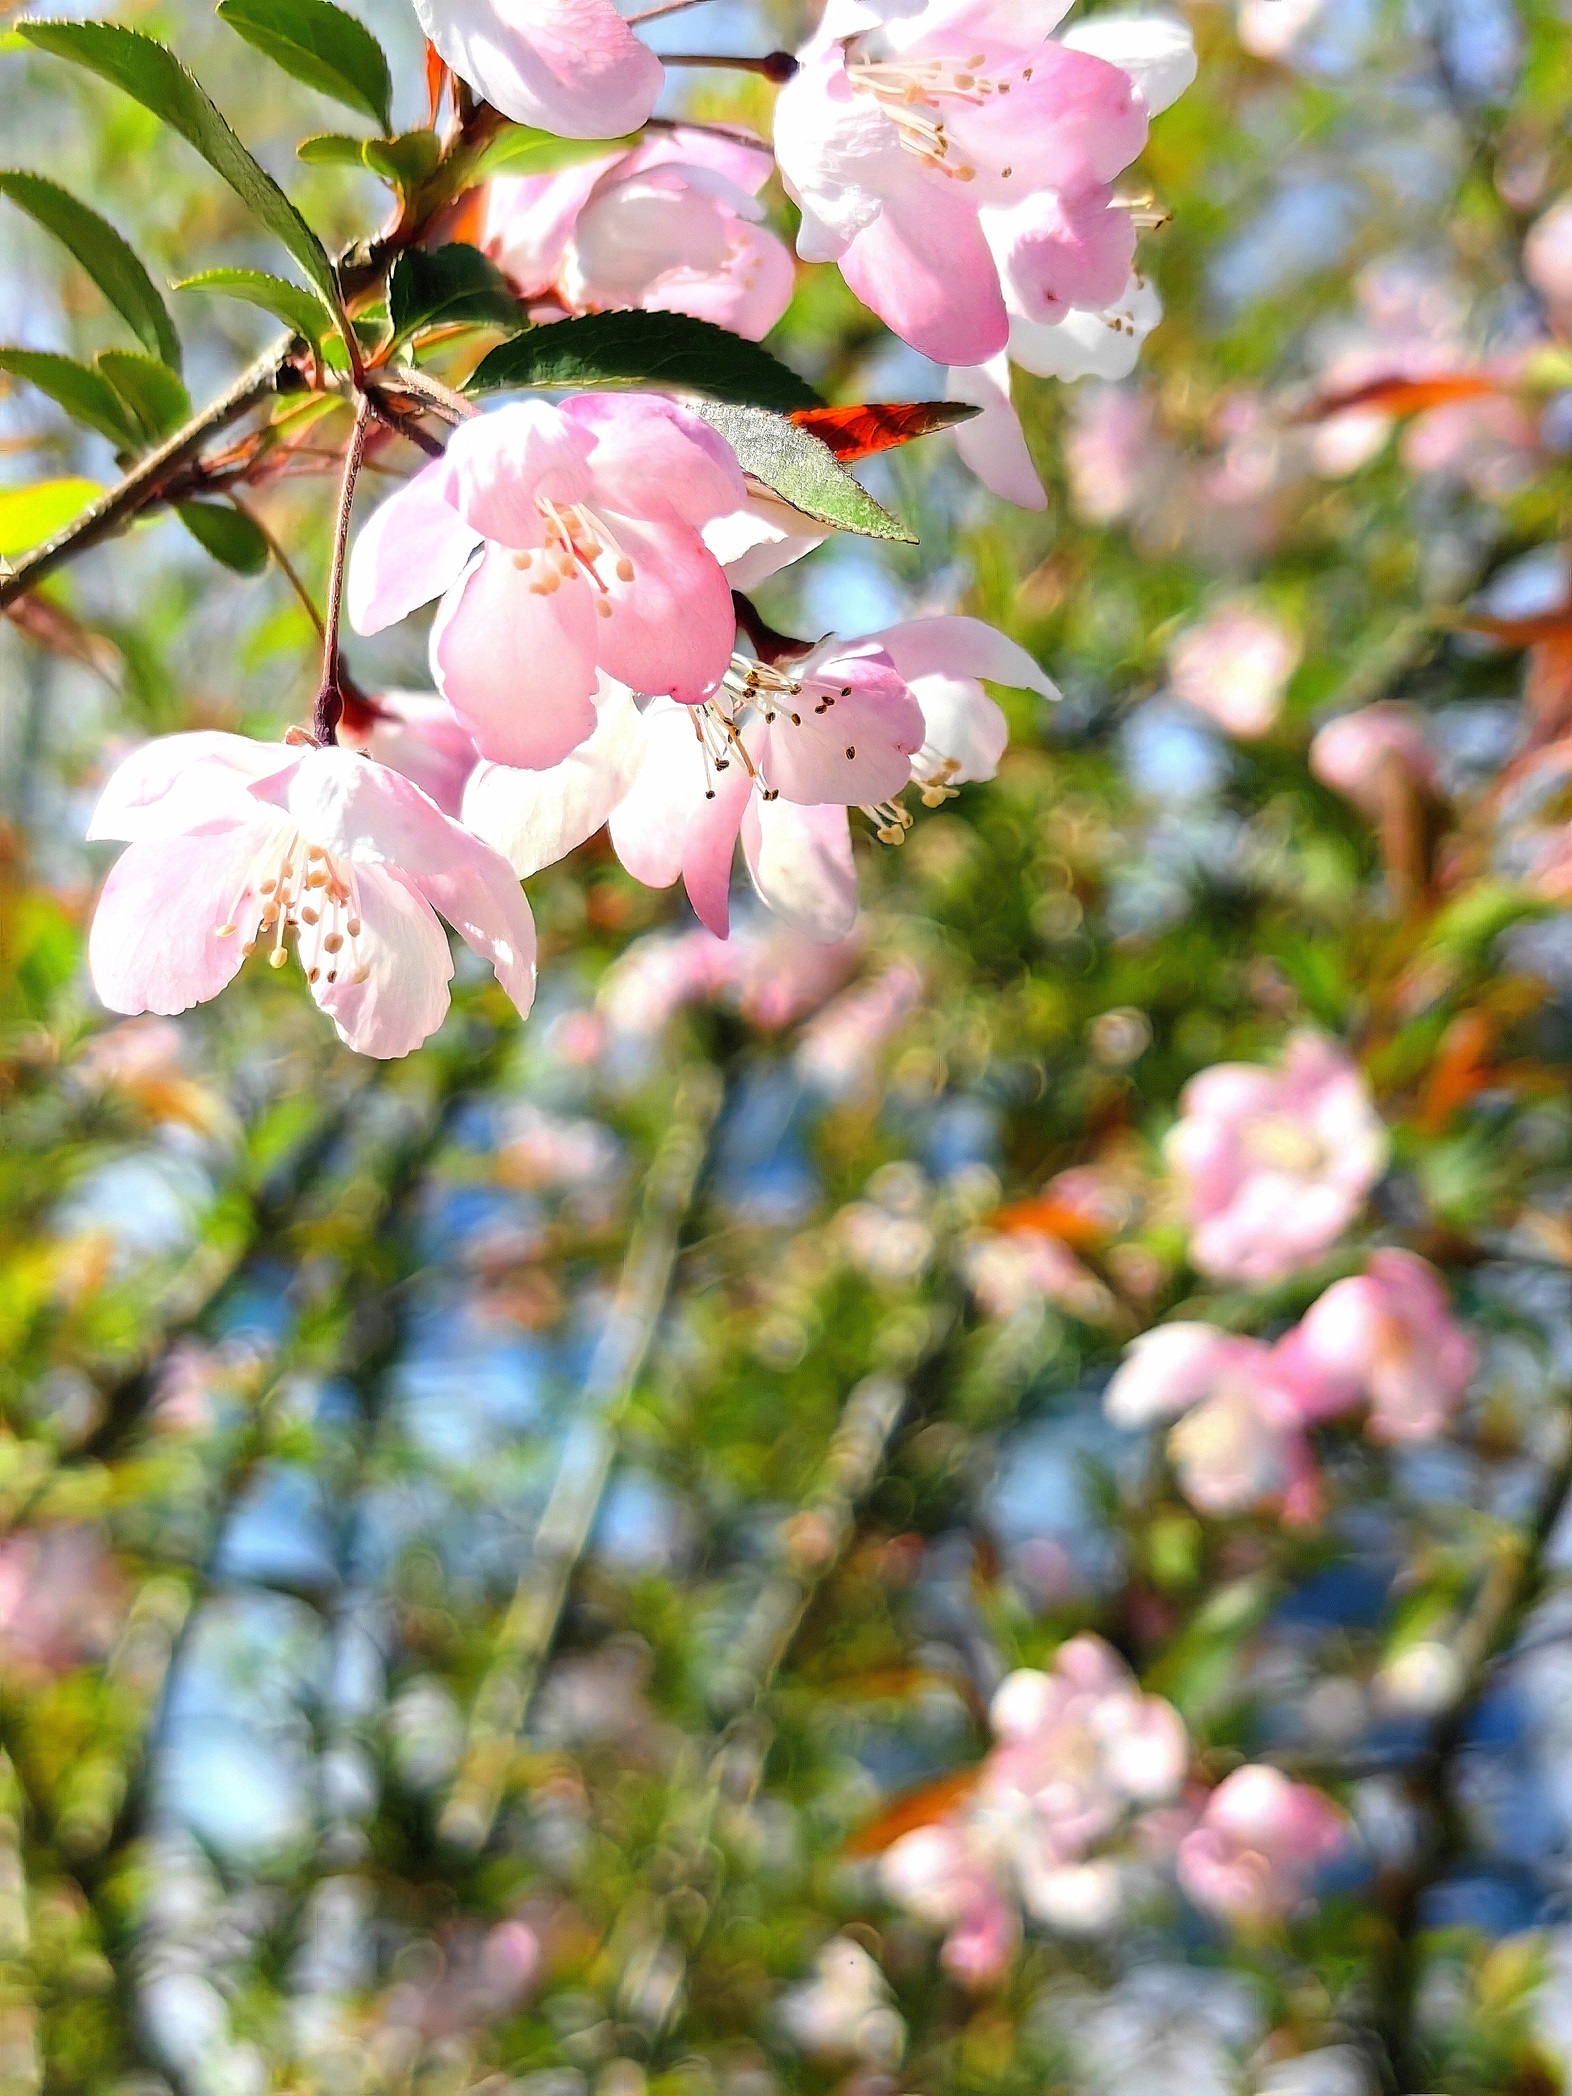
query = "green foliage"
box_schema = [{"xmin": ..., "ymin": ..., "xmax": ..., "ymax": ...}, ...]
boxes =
[
  {"xmin": 387, "ymin": 242, "xmax": 524, "ymax": 343},
  {"xmin": 215, "ymin": 0, "xmax": 393, "ymax": 133},
  {"xmin": 172, "ymin": 268, "xmax": 330, "ymax": 354},
  {"xmin": 467, "ymin": 310, "xmax": 824, "ymax": 411},
  {"xmin": 0, "ymin": 169, "xmax": 181, "ymax": 368},
  {"xmin": 697, "ymin": 401, "xmax": 916, "ymax": 542},
  {"xmin": 175, "ymin": 499, "xmax": 271, "ymax": 574},
  {"xmin": 0, "ymin": 346, "xmax": 142, "ymax": 449},
  {"xmin": 0, "ymin": 479, "xmax": 102, "ymax": 558}
]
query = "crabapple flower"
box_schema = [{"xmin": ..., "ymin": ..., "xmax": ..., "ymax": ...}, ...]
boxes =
[
  {"xmin": 1106, "ymin": 1325, "xmax": 1324, "ymax": 1523},
  {"xmin": 348, "ymin": 396, "xmax": 747, "ymax": 770},
  {"xmin": 485, "ymin": 128, "xmax": 794, "ymax": 340},
  {"xmin": 1275, "ymin": 1250, "xmax": 1477, "ymax": 1442},
  {"xmin": 1169, "ymin": 601, "xmax": 1300, "ymax": 740},
  {"xmin": 794, "ymin": 959, "xmax": 924, "ymax": 1097},
  {"xmin": 1310, "ymin": 702, "xmax": 1437, "ymax": 818},
  {"xmin": 883, "ymin": 1638, "xmax": 1190, "ymax": 1976},
  {"xmin": 774, "ymin": 2, "xmax": 1191, "ymax": 368},
  {"xmin": 869, "ymin": 615, "xmax": 1059, "ymax": 803},
  {"xmin": 1167, "ymin": 1033, "xmax": 1390, "ymax": 1285},
  {"xmin": 1177, "ymin": 1766, "xmax": 1349, "ymax": 1928},
  {"xmin": 777, "ymin": 1938, "xmax": 906, "ymax": 2064},
  {"xmin": 465, "ymin": 645, "xmax": 924, "ymax": 942},
  {"xmin": 1527, "ymin": 195, "xmax": 1572, "ymax": 318},
  {"xmin": 413, "ymin": 0, "xmax": 662, "ymax": 140},
  {"xmin": 86, "ymin": 733, "xmax": 536, "ymax": 1060},
  {"xmin": 337, "ymin": 690, "xmax": 479, "ymax": 818}
]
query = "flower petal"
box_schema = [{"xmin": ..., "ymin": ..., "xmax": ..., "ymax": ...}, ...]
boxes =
[
  {"xmin": 347, "ymin": 457, "xmax": 482, "ymax": 636},
  {"xmin": 590, "ymin": 511, "xmax": 738, "ymax": 705},
  {"xmin": 741, "ymin": 797, "xmax": 858, "ymax": 942},
  {"xmin": 839, "ymin": 167, "xmax": 1009, "ymax": 366},
  {"xmin": 430, "ymin": 546, "xmax": 601, "ymax": 769},
  {"xmin": 946, "ymin": 357, "xmax": 1047, "ymax": 511},
  {"xmin": 88, "ymin": 733, "xmax": 297, "ymax": 843},
  {"xmin": 607, "ymin": 700, "xmax": 749, "ymax": 936},
  {"xmin": 872, "ymin": 615, "xmax": 1059, "ymax": 701},
  {"xmin": 746, "ymin": 643, "xmax": 925, "ymax": 805},
  {"xmin": 567, "ymin": 393, "xmax": 747, "ymax": 527},
  {"xmin": 311, "ymin": 863, "xmax": 455, "ymax": 1059},
  {"xmin": 1007, "ymin": 273, "xmax": 1163, "ymax": 382},
  {"xmin": 435, "ymin": 400, "xmax": 593, "ymax": 546},
  {"xmin": 88, "ymin": 823, "xmax": 273, "ymax": 1017},
  {"xmin": 1058, "ymin": 14, "xmax": 1199, "ymax": 115},
  {"xmin": 462, "ymin": 679, "xmax": 647, "ymax": 877},
  {"xmin": 413, "ymin": 0, "xmax": 663, "ymax": 139}
]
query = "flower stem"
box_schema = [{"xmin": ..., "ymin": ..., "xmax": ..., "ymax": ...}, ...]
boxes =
[
  {"xmin": 626, "ymin": 0, "xmax": 712, "ymax": 22},
  {"xmin": 660, "ymin": 49, "xmax": 799, "ymax": 81},
  {"xmin": 312, "ymin": 393, "xmax": 375, "ymax": 748}
]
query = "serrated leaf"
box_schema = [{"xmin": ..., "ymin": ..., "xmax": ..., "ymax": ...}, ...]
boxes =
[
  {"xmin": 389, "ymin": 244, "xmax": 523, "ymax": 343},
  {"xmin": 0, "ymin": 478, "xmax": 103, "ymax": 559},
  {"xmin": 466, "ymin": 124, "xmax": 634, "ymax": 183},
  {"xmin": 0, "ymin": 347, "xmax": 141, "ymax": 449},
  {"xmin": 0, "ymin": 170, "xmax": 181, "ymax": 369},
  {"xmin": 16, "ymin": 20, "xmax": 348, "ymax": 336},
  {"xmin": 95, "ymin": 349, "xmax": 191, "ymax": 444},
  {"xmin": 790, "ymin": 399, "xmax": 981, "ymax": 463},
  {"xmin": 174, "ymin": 269, "xmax": 328, "ymax": 353},
  {"xmin": 216, "ymin": 0, "xmax": 392, "ymax": 132},
  {"xmin": 176, "ymin": 500, "xmax": 270, "ymax": 575},
  {"xmin": 361, "ymin": 130, "xmax": 442, "ymax": 192},
  {"xmin": 296, "ymin": 132, "xmax": 370, "ymax": 167},
  {"xmin": 697, "ymin": 402, "xmax": 915, "ymax": 542},
  {"xmin": 466, "ymin": 312, "xmax": 823, "ymax": 413}
]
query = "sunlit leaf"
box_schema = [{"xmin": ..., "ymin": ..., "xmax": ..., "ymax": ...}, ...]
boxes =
[
  {"xmin": 0, "ymin": 346, "xmax": 140, "ymax": 448},
  {"xmin": 16, "ymin": 20, "xmax": 348, "ymax": 333},
  {"xmin": 95, "ymin": 349, "xmax": 191, "ymax": 444},
  {"xmin": 697, "ymin": 401, "xmax": 915, "ymax": 541},
  {"xmin": 388, "ymin": 243, "xmax": 523, "ymax": 342},
  {"xmin": 0, "ymin": 169, "xmax": 181, "ymax": 369},
  {"xmin": 466, "ymin": 124, "xmax": 633, "ymax": 183},
  {"xmin": 0, "ymin": 478, "xmax": 103, "ymax": 559},
  {"xmin": 466, "ymin": 311, "xmax": 823, "ymax": 413},
  {"xmin": 216, "ymin": 0, "xmax": 392, "ymax": 132},
  {"xmin": 173, "ymin": 268, "xmax": 329, "ymax": 353}
]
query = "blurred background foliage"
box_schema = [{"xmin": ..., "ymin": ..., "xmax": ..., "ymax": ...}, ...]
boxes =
[{"xmin": 7, "ymin": 0, "xmax": 1572, "ymax": 2092}]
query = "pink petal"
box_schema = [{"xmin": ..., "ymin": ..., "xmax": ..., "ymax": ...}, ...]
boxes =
[
  {"xmin": 607, "ymin": 701, "xmax": 748, "ymax": 936},
  {"xmin": 567, "ymin": 394, "xmax": 747, "ymax": 527},
  {"xmin": 741, "ymin": 797, "xmax": 858, "ymax": 942},
  {"xmin": 485, "ymin": 159, "xmax": 619, "ymax": 294},
  {"xmin": 339, "ymin": 692, "xmax": 479, "ymax": 819},
  {"xmin": 88, "ymin": 822, "xmax": 273, "ymax": 1017},
  {"xmin": 1058, "ymin": 15, "xmax": 1199, "ymax": 115},
  {"xmin": 436, "ymin": 401, "xmax": 594, "ymax": 547},
  {"xmin": 88, "ymin": 733, "xmax": 298, "ymax": 844},
  {"xmin": 347, "ymin": 458, "xmax": 482, "ymax": 636},
  {"xmin": 988, "ymin": 187, "xmax": 1135, "ymax": 325},
  {"xmin": 946, "ymin": 357, "xmax": 1047, "ymax": 511},
  {"xmin": 407, "ymin": 850, "xmax": 537, "ymax": 1022},
  {"xmin": 945, "ymin": 44, "xmax": 1148, "ymax": 200},
  {"xmin": 462, "ymin": 679, "xmax": 647, "ymax": 877},
  {"xmin": 643, "ymin": 219, "xmax": 797, "ymax": 342},
  {"xmin": 745, "ymin": 644, "xmax": 925, "ymax": 805},
  {"xmin": 621, "ymin": 125, "xmax": 773, "ymax": 196},
  {"xmin": 839, "ymin": 168, "xmax": 1009, "ymax": 366},
  {"xmin": 413, "ymin": 0, "xmax": 662, "ymax": 140},
  {"xmin": 570, "ymin": 172, "xmax": 734, "ymax": 302},
  {"xmin": 590, "ymin": 511, "xmax": 738, "ymax": 705},
  {"xmin": 430, "ymin": 546, "xmax": 601, "ymax": 769},
  {"xmin": 703, "ymin": 489, "xmax": 829, "ymax": 589},
  {"xmin": 312, "ymin": 864, "xmax": 455, "ymax": 1059}
]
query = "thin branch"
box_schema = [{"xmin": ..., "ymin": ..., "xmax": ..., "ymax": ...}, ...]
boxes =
[
  {"xmin": 312, "ymin": 393, "xmax": 375, "ymax": 746},
  {"xmin": 627, "ymin": 0, "xmax": 713, "ymax": 21},
  {"xmin": 659, "ymin": 50, "xmax": 799, "ymax": 81},
  {"xmin": 438, "ymin": 1065, "xmax": 724, "ymax": 1852}
]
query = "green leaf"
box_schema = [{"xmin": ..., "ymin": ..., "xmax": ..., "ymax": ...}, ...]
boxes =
[
  {"xmin": 16, "ymin": 20, "xmax": 348, "ymax": 336},
  {"xmin": 0, "ymin": 347, "xmax": 140, "ymax": 449},
  {"xmin": 0, "ymin": 478, "xmax": 103, "ymax": 560},
  {"xmin": 388, "ymin": 244, "xmax": 523, "ymax": 343},
  {"xmin": 362, "ymin": 130, "xmax": 443, "ymax": 192},
  {"xmin": 466, "ymin": 124, "xmax": 634, "ymax": 183},
  {"xmin": 173, "ymin": 268, "xmax": 328, "ymax": 353},
  {"xmin": 696, "ymin": 402, "xmax": 916, "ymax": 543},
  {"xmin": 296, "ymin": 132, "xmax": 370, "ymax": 167},
  {"xmin": 95, "ymin": 349, "xmax": 192, "ymax": 444},
  {"xmin": 466, "ymin": 312, "xmax": 823, "ymax": 413},
  {"xmin": 215, "ymin": 0, "xmax": 392, "ymax": 132},
  {"xmin": 176, "ymin": 500, "xmax": 271, "ymax": 575},
  {"xmin": 0, "ymin": 170, "xmax": 181, "ymax": 369}
]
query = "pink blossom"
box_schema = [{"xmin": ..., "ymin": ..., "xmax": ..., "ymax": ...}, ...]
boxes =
[
  {"xmin": 1178, "ymin": 1766, "xmax": 1349, "ymax": 1928},
  {"xmin": 881, "ymin": 1823, "xmax": 1023, "ymax": 1987},
  {"xmin": 598, "ymin": 922, "xmax": 860, "ymax": 1040},
  {"xmin": 1169, "ymin": 601, "xmax": 1300, "ymax": 740},
  {"xmin": 774, "ymin": 2, "xmax": 1190, "ymax": 369},
  {"xmin": 1106, "ymin": 1325, "xmax": 1325, "ymax": 1523},
  {"xmin": 87, "ymin": 732, "xmax": 536, "ymax": 1059},
  {"xmin": 1275, "ymin": 1250, "xmax": 1477, "ymax": 1442},
  {"xmin": 0, "ymin": 1526, "xmax": 125, "ymax": 1682},
  {"xmin": 1526, "ymin": 195, "xmax": 1572, "ymax": 315},
  {"xmin": 874, "ymin": 615, "xmax": 1057, "ymax": 798},
  {"xmin": 1066, "ymin": 383, "xmax": 1158, "ymax": 524},
  {"xmin": 965, "ymin": 1228, "xmax": 1115, "ymax": 1323},
  {"xmin": 337, "ymin": 690, "xmax": 479, "ymax": 818},
  {"xmin": 463, "ymin": 643, "xmax": 924, "ymax": 942},
  {"xmin": 1310, "ymin": 703, "xmax": 1436, "ymax": 818},
  {"xmin": 1166, "ymin": 1033, "xmax": 1390, "ymax": 1285},
  {"xmin": 485, "ymin": 128, "xmax": 795, "ymax": 340},
  {"xmin": 413, "ymin": 0, "xmax": 662, "ymax": 139},
  {"xmin": 348, "ymin": 396, "xmax": 747, "ymax": 769}
]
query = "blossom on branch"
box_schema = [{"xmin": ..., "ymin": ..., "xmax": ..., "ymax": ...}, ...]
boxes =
[
  {"xmin": 1177, "ymin": 1766, "xmax": 1349, "ymax": 1929},
  {"xmin": 485, "ymin": 128, "xmax": 796, "ymax": 340},
  {"xmin": 348, "ymin": 396, "xmax": 748, "ymax": 771},
  {"xmin": 414, "ymin": 0, "xmax": 662, "ymax": 139},
  {"xmin": 1273, "ymin": 1249, "xmax": 1477, "ymax": 1442},
  {"xmin": 86, "ymin": 733, "xmax": 536, "ymax": 1059},
  {"xmin": 1166, "ymin": 1032, "xmax": 1389, "ymax": 1285}
]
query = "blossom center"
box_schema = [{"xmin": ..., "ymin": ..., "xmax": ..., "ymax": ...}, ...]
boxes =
[
  {"xmin": 1243, "ymin": 1115, "xmax": 1326, "ymax": 1176},
  {"xmin": 846, "ymin": 45, "xmax": 1022, "ymax": 183},
  {"xmin": 511, "ymin": 497, "xmax": 636, "ymax": 618},
  {"xmin": 217, "ymin": 823, "xmax": 369, "ymax": 989}
]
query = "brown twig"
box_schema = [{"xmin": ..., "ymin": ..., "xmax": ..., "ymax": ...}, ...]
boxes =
[{"xmin": 311, "ymin": 394, "xmax": 375, "ymax": 746}]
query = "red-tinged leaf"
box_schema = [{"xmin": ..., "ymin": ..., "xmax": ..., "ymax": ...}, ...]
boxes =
[
  {"xmin": 990, "ymin": 1194, "xmax": 1109, "ymax": 1252},
  {"xmin": 425, "ymin": 39, "xmax": 447, "ymax": 126},
  {"xmin": 1462, "ymin": 611, "xmax": 1572, "ymax": 647},
  {"xmin": 844, "ymin": 1768, "xmax": 982, "ymax": 1858},
  {"xmin": 1302, "ymin": 372, "xmax": 1507, "ymax": 423},
  {"xmin": 788, "ymin": 399, "xmax": 980, "ymax": 463},
  {"xmin": 1419, "ymin": 1010, "xmax": 1496, "ymax": 1135}
]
